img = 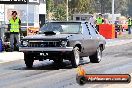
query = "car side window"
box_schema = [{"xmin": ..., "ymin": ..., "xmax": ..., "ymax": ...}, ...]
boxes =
[
  {"xmin": 89, "ymin": 23, "xmax": 98, "ymax": 34},
  {"xmin": 95, "ymin": 29, "xmax": 99, "ymax": 34},
  {"xmin": 86, "ymin": 23, "xmax": 98, "ymax": 37},
  {"xmin": 85, "ymin": 23, "xmax": 91, "ymax": 35}
]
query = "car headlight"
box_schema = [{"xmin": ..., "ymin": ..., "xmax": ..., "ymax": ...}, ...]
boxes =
[
  {"xmin": 22, "ymin": 41, "xmax": 28, "ymax": 47},
  {"xmin": 61, "ymin": 41, "xmax": 67, "ymax": 47}
]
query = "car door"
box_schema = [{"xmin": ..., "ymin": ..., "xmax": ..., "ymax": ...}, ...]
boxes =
[
  {"xmin": 86, "ymin": 23, "xmax": 99, "ymax": 53},
  {"xmin": 81, "ymin": 23, "xmax": 96, "ymax": 56}
]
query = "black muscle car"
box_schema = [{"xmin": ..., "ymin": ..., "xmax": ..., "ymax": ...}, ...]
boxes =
[{"xmin": 19, "ymin": 21, "xmax": 106, "ymax": 68}]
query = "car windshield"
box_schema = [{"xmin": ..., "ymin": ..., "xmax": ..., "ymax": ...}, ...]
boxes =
[{"xmin": 40, "ymin": 22, "xmax": 81, "ymax": 34}]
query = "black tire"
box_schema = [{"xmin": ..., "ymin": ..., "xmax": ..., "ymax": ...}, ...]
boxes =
[
  {"xmin": 71, "ymin": 47, "xmax": 80, "ymax": 68},
  {"xmin": 24, "ymin": 53, "xmax": 34, "ymax": 68},
  {"xmin": 76, "ymin": 75, "xmax": 87, "ymax": 85},
  {"xmin": 89, "ymin": 47, "xmax": 102, "ymax": 63}
]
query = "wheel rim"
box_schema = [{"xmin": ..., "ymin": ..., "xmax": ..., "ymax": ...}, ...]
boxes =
[
  {"xmin": 97, "ymin": 48, "xmax": 102, "ymax": 62},
  {"xmin": 74, "ymin": 48, "xmax": 80, "ymax": 66}
]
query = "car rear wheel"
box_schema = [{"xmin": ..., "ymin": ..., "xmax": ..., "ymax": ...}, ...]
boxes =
[
  {"xmin": 71, "ymin": 47, "xmax": 80, "ymax": 68},
  {"xmin": 24, "ymin": 53, "xmax": 34, "ymax": 68},
  {"xmin": 89, "ymin": 47, "xmax": 102, "ymax": 63}
]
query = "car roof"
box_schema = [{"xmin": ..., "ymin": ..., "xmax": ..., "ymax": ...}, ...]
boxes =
[{"xmin": 46, "ymin": 21, "xmax": 87, "ymax": 24}]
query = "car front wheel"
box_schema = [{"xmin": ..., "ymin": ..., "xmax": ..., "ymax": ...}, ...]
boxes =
[
  {"xmin": 89, "ymin": 47, "xmax": 102, "ymax": 63},
  {"xmin": 24, "ymin": 53, "xmax": 34, "ymax": 68},
  {"xmin": 71, "ymin": 47, "xmax": 80, "ymax": 68}
]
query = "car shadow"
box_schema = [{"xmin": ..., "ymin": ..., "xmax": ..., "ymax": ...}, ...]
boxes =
[
  {"xmin": 14, "ymin": 59, "xmax": 90, "ymax": 70},
  {"xmin": 14, "ymin": 60, "xmax": 72, "ymax": 70}
]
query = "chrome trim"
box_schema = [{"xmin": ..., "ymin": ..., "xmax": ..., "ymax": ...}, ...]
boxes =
[
  {"xmin": 29, "ymin": 41, "xmax": 59, "ymax": 43},
  {"xmin": 19, "ymin": 47, "xmax": 73, "ymax": 52}
]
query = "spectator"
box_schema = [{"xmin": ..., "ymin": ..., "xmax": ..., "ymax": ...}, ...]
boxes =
[
  {"xmin": 89, "ymin": 15, "xmax": 96, "ymax": 27},
  {"xmin": 9, "ymin": 11, "xmax": 21, "ymax": 51},
  {"xmin": 127, "ymin": 17, "xmax": 132, "ymax": 34},
  {"xmin": 96, "ymin": 14, "xmax": 104, "ymax": 31}
]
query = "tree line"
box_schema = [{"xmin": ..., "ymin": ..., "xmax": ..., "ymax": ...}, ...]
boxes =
[{"xmin": 46, "ymin": 0, "xmax": 130, "ymax": 21}]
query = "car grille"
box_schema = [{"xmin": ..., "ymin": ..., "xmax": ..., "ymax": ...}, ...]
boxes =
[{"xmin": 28, "ymin": 41, "xmax": 60, "ymax": 47}]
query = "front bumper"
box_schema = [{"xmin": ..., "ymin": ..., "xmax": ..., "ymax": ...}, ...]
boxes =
[{"xmin": 19, "ymin": 47, "xmax": 73, "ymax": 52}]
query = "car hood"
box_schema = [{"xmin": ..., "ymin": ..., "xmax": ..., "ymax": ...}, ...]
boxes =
[{"xmin": 23, "ymin": 34, "xmax": 75, "ymax": 40}]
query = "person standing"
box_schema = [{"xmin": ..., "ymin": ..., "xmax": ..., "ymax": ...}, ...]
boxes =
[
  {"xmin": 9, "ymin": 11, "xmax": 21, "ymax": 51},
  {"xmin": 89, "ymin": 15, "xmax": 96, "ymax": 27},
  {"xmin": 127, "ymin": 17, "xmax": 132, "ymax": 34},
  {"xmin": 96, "ymin": 14, "xmax": 104, "ymax": 31}
]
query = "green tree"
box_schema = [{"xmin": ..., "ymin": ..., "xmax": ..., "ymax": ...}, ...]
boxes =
[
  {"xmin": 54, "ymin": 4, "xmax": 67, "ymax": 21},
  {"xmin": 69, "ymin": 0, "xmax": 92, "ymax": 13},
  {"xmin": 128, "ymin": 0, "xmax": 132, "ymax": 16},
  {"xmin": 114, "ymin": 0, "xmax": 128, "ymax": 16},
  {"xmin": 92, "ymin": 0, "xmax": 128, "ymax": 14},
  {"xmin": 53, "ymin": 0, "xmax": 95, "ymax": 20},
  {"xmin": 46, "ymin": 0, "xmax": 54, "ymax": 20},
  {"xmin": 53, "ymin": 0, "xmax": 129, "ymax": 20},
  {"xmin": 68, "ymin": 0, "xmax": 94, "ymax": 20}
]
